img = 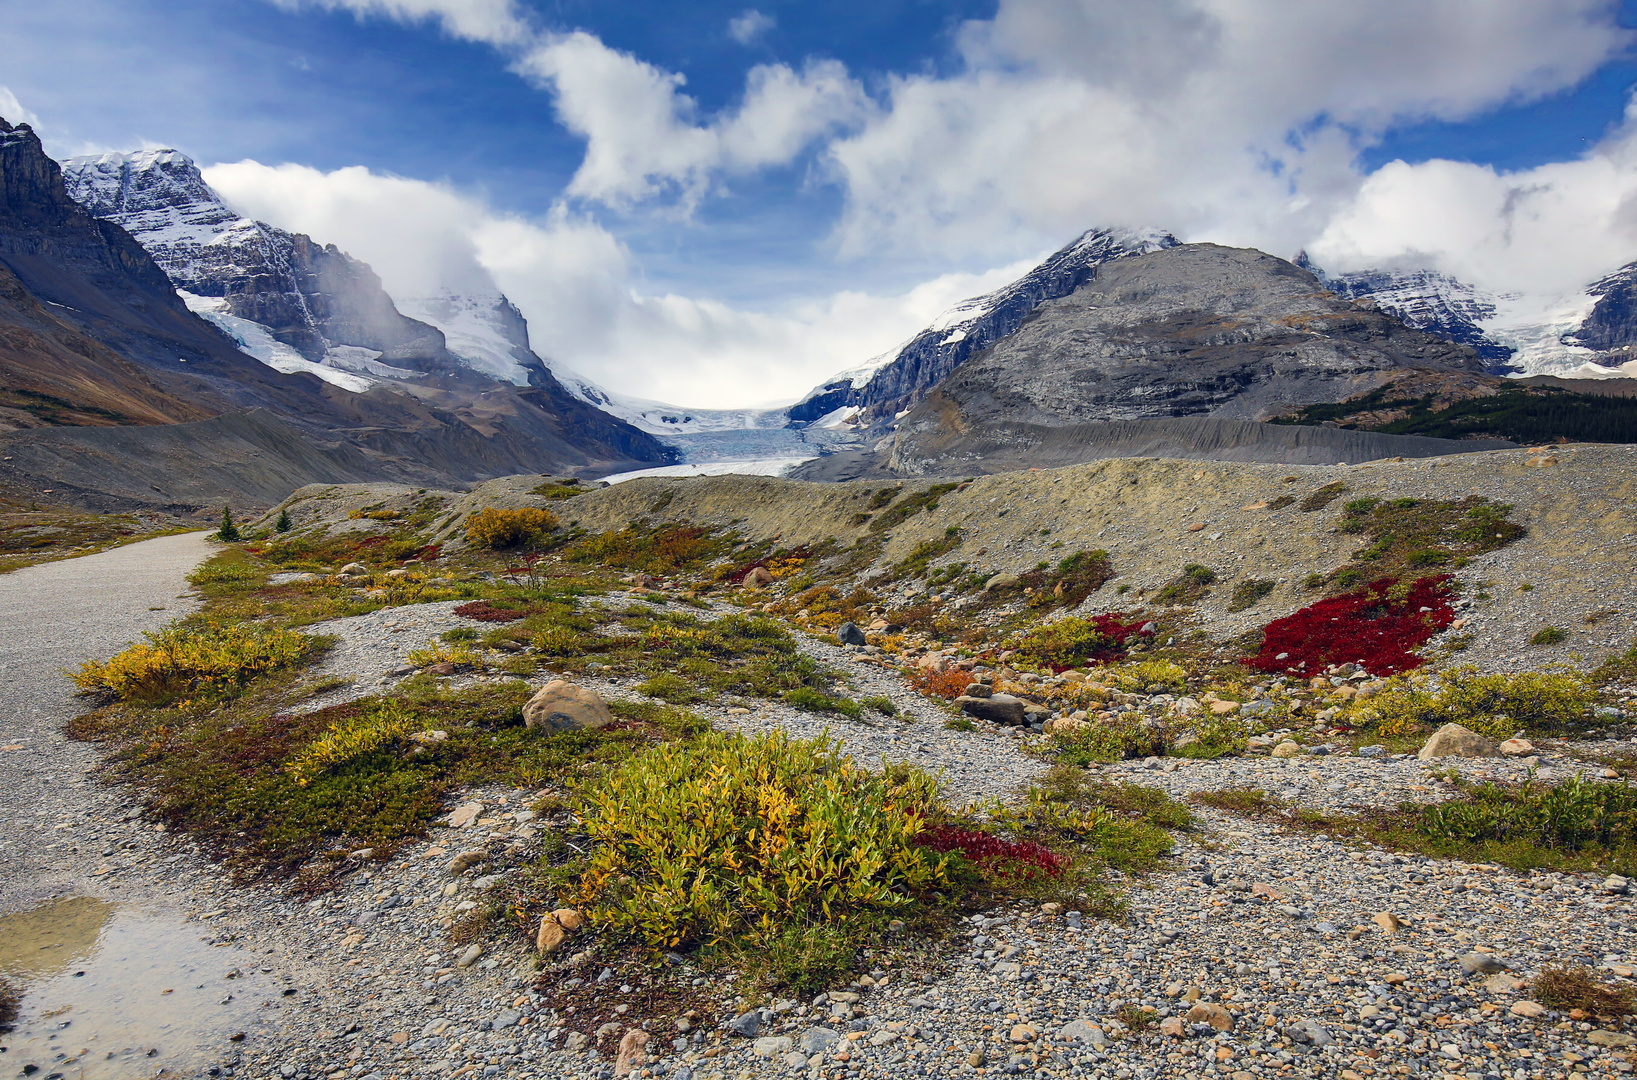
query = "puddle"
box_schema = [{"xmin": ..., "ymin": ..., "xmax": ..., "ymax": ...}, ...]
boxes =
[{"xmin": 0, "ymin": 896, "xmax": 275, "ymax": 1078}]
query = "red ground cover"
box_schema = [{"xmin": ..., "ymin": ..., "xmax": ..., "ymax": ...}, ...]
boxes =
[
  {"xmin": 1242, "ymin": 575, "xmax": 1455, "ymax": 677},
  {"xmin": 453, "ymin": 600, "xmax": 528, "ymax": 623},
  {"xmin": 915, "ymin": 825, "xmax": 1069, "ymax": 879}
]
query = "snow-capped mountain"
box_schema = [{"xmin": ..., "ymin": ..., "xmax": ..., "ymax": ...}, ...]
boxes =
[
  {"xmin": 1297, "ymin": 253, "xmax": 1637, "ymax": 380},
  {"xmin": 789, "ymin": 226, "xmax": 1179, "ymax": 428}
]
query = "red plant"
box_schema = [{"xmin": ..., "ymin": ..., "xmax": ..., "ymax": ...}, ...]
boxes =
[
  {"xmin": 416, "ymin": 544, "xmax": 441, "ymax": 561},
  {"xmin": 916, "ymin": 825, "xmax": 1068, "ymax": 880},
  {"xmin": 453, "ymin": 600, "xmax": 528, "ymax": 623},
  {"xmin": 907, "ymin": 666, "xmax": 974, "ymax": 700},
  {"xmin": 724, "ymin": 545, "xmax": 812, "ymax": 584},
  {"xmin": 1242, "ymin": 575, "xmax": 1455, "ymax": 677},
  {"xmin": 352, "ymin": 535, "xmax": 389, "ymax": 550}
]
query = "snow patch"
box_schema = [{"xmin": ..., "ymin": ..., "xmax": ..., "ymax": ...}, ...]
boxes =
[
  {"xmin": 395, "ymin": 294, "xmax": 535, "ymax": 386},
  {"xmin": 600, "ymin": 456, "xmax": 814, "ymax": 484},
  {"xmin": 182, "ymin": 291, "xmax": 372, "ymax": 393}
]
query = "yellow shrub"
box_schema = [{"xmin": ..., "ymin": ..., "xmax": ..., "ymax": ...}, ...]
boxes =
[
  {"xmin": 1351, "ymin": 666, "xmax": 1596, "ymax": 739},
  {"xmin": 465, "ymin": 506, "xmax": 558, "ymax": 549},
  {"xmin": 1107, "ymin": 659, "xmax": 1188, "ymax": 693},
  {"xmin": 285, "ymin": 701, "xmax": 418, "ymax": 787},
  {"xmin": 573, "ymin": 731, "xmax": 952, "ymax": 951},
  {"xmin": 407, "ymin": 642, "xmax": 478, "ymax": 668},
  {"xmin": 73, "ymin": 622, "xmax": 316, "ymax": 704}
]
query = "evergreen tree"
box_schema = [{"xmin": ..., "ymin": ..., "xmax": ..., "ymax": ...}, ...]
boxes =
[
  {"xmin": 217, "ymin": 506, "xmax": 241, "ymax": 543},
  {"xmin": 275, "ymin": 507, "xmax": 292, "ymax": 533}
]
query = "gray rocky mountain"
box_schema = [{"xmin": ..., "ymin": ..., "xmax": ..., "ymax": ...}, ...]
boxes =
[
  {"xmin": 882, "ymin": 243, "xmax": 1488, "ymax": 475},
  {"xmin": 789, "ymin": 227, "xmax": 1177, "ymax": 429},
  {"xmin": 1565, "ymin": 260, "xmax": 1637, "ymax": 354},
  {"xmin": 61, "ymin": 150, "xmax": 450, "ymax": 369}
]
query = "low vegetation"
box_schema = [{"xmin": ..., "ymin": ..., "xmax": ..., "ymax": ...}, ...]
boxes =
[
  {"xmin": 1243, "ymin": 575, "xmax": 1455, "ymax": 676},
  {"xmin": 1274, "ymin": 383, "xmax": 1637, "ymax": 444},
  {"xmin": 72, "ymin": 622, "xmax": 320, "ymax": 705},
  {"xmin": 465, "ymin": 506, "xmax": 559, "ymax": 549},
  {"xmin": 1532, "ymin": 965, "xmax": 1637, "ymax": 1017},
  {"xmin": 1349, "ymin": 666, "xmax": 1596, "ymax": 739}
]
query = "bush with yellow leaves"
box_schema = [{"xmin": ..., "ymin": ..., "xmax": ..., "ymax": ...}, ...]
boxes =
[
  {"xmin": 465, "ymin": 506, "xmax": 558, "ymax": 550},
  {"xmin": 73, "ymin": 622, "xmax": 317, "ymax": 704},
  {"xmin": 284, "ymin": 701, "xmax": 418, "ymax": 788},
  {"xmin": 1351, "ymin": 665, "xmax": 1596, "ymax": 739},
  {"xmin": 571, "ymin": 730, "xmax": 953, "ymax": 952}
]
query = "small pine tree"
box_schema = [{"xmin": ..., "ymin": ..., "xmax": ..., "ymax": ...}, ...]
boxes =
[
  {"xmin": 217, "ymin": 506, "xmax": 241, "ymax": 543},
  {"xmin": 274, "ymin": 507, "xmax": 292, "ymax": 533}
]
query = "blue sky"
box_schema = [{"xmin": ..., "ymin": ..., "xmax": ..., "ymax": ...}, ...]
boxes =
[{"xmin": 6, "ymin": 0, "xmax": 1637, "ymax": 405}]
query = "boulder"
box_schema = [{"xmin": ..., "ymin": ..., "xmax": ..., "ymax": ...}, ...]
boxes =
[
  {"xmin": 523, "ymin": 681, "xmax": 615, "ymax": 733},
  {"xmin": 1499, "ymin": 737, "xmax": 1536, "ymax": 756},
  {"xmin": 1270, "ymin": 741, "xmax": 1303, "ymax": 759},
  {"xmin": 1055, "ymin": 1019, "xmax": 1105, "ymax": 1045},
  {"xmin": 741, "ymin": 566, "xmax": 774, "ymax": 588},
  {"xmin": 916, "ymin": 652, "xmax": 948, "ymax": 672},
  {"xmin": 984, "ymin": 572, "xmax": 1021, "ymax": 592},
  {"xmin": 956, "ymin": 693, "xmax": 1028, "ymax": 726},
  {"xmin": 963, "ymin": 682, "xmax": 993, "ymax": 699},
  {"xmin": 1417, "ymin": 723, "xmax": 1501, "ymax": 761},
  {"xmin": 1044, "ymin": 717, "xmax": 1090, "ymax": 735},
  {"xmin": 836, "ymin": 622, "xmax": 867, "ymax": 647},
  {"xmin": 337, "ymin": 562, "xmax": 368, "ymax": 577},
  {"xmin": 614, "ymin": 1030, "xmax": 650, "ymax": 1076}
]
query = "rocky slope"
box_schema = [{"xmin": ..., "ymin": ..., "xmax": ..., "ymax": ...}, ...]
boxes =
[
  {"xmin": 790, "ymin": 228, "xmax": 1178, "ymax": 430},
  {"xmin": 876, "ymin": 244, "xmax": 1488, "ymax": 475}
]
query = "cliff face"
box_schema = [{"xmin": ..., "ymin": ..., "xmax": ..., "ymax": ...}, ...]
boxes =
[
  {"xmin": 61, "ymin": 150, "xmax": 449, "ymax": 367},
  {"xmin": 887, "ymin": 243, "xmax": 1487, "ymax": 474}
]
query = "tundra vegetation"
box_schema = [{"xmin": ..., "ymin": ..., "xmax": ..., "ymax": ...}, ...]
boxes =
[{"xmin": 63, "ymin": 479, "xmax": 1637, "ymax": 1001}]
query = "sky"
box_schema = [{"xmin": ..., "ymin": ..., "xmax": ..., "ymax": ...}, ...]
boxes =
[{"xmin": 5, "ymin": 0, "xmax": 1637, "ymax": 407}]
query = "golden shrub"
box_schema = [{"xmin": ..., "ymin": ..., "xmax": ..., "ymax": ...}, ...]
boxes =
[
  {"xmin": 73, "ymin": 622, "xmax": 316, "ymax": 704},
  {"xmin": 465, "ymin": 507, "xmax": 558, "ymax": 549}
]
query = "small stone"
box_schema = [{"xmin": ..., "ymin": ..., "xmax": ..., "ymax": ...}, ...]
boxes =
[
  {"xmin": 614, "ymin": 1030, "xmax": 651, "ymax": 1076},
  {"xmin": 727, "ymin": 1010, "xmax": 764, "ymax": 1037},
  {"xmin": 1484, "ymin": 972, "xmax": 1523, "ymax": 993},
  {"xmin": 456, "ymin": 944, "xmax": 483, "ymax": 968},
  {"xmin": 1510, "ymin": 1000, "xmax": 1547, "ymax": 1018},
  {"xmin": 984, "ymin": 573, "xmax": 1021, "ymax": 592},
  {"xmin": 1384, "ymin": 972, "xmax": 1408, "ymax": 986},
  {"xmin": 798, "ymin": 1027, "xmax": 838, "ymax": 1054},
  {"xmin": 741, "ymin": 566, "xmax": 774, "ymax": 588},
  {"xmin": 1209, "ymin": 699, "xmax": 1240, "ymax": 715},
  {"xmin": 536, "ymin": 915, "xmax": 568, "ymax": 955},
  {"xmin": 1186, "ymin": 1003, "xmax": 1234, "ymax": 1032},
  {"xmin": 1159, "ymin": 1017, "xmax": 1187, "ymax": 1038},
  {"xmin": 1589, "ymin": 1030, "xmax": 1637, "ymax": 1047},
  {"xmin": 956, "ymin": 693, "xmax": 1027, "ymax": 726},
  {"xmin": 1459, "ymin": 952, "xmax": 1506, "ymax": 976},
  {"xmin": 752, "ymin": 1035, "xmax": 794, "ymax": 1057},
  {"xmin": 1372, "ymin": 911, "xmax": 1402, "ymax": 934},
  {"xmin": 1056, "ymin": 1019, "xmax": 1105, "ymax": 1044},
  {"xmin": 446, "ymin": 849, "xmax": 486, "ymax": 874},
  {"xmin": 1270, "ymin": 741, "xmax": 1302, "ymax": 759},
  {"xmin": 835, "ymin": 622, "xmax": 867, "ymax": 647},
  {"xmin": 1008, "ymin": 1023, "xmax": 1038, "ymax": 1043},
  {"xmin": 449, "ymin": 804, "xmax": 483, "ymax": 829},
  {"xmin": 1499, "ymin": 737, "xmax": 1536, "ymax": 756},
  {"xmin": 1418, "ymin": 722, "xmax": 1501, "ymax": 761},
  {"xmin": 967, "ymin": 1048, "xmax": 986, "ymax": 1067}
]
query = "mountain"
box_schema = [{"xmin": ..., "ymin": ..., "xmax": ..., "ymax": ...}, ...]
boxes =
[
  {"xmin": 1292, "ymin": 254, "xmax": 1514, "ymax": 365},
  {"xmin": 880, "ymin": 243, "xmax": 1490, "ymax": 475},
  {"xmin": 789, "ymin": 227, "xmax": 1179, "ymax": 430}
]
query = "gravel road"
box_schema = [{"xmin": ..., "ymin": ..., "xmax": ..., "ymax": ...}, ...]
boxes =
[{"xmin": 0, "ymin": 531, "xmax": 212, "ymax": 912}]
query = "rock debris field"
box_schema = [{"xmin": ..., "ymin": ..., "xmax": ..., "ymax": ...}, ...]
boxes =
[{"xmin": 5, "ymin": 547, "xmax": 1637, "ymax": 1080}]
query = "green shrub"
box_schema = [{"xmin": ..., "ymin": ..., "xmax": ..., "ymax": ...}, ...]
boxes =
[
  {"xmin": 285, "ymin": 700, "xmax": 418, "ymax": 788},
  {"xmin": 1530, "ymin": 626, "xmax": 1568, "ymax": 646},
  {"xmin": 1172, "ymin": 712, "xmax": 1250, "ymax": 759},
  {"xmin": 1411, "ymin": 774, "xmax": 1637, "ymax": 875},
  {"xmin": 570, "ymin": 731, "xmax": 953, "ymax": 951},
  {"xmin": 637, "ymin": 672, "xmax": 705, "ymax": 704},
  {"xmin": 944, "ymin": 716, "xmax": 976, "ymax": 732},
  {"xmin": 1155, "ymin": 564, "xmax": 1216, "ymax": 605},
  {"xmin": 782, "ymin": 686, "xmax": 863, "ymax": 719},
  {"xmin": 1106, "ymin": 659, "xmax": 1188, "ymax": 693},
  {"xmin": 1015, "ymin": 617, "xmax": 1125, "ymax": 668},
  {"xmin": 1051, "ymin": 714, "xmax": 1168, "ymax": 764},
  {"xmin": 216, "ymin": 507, "xmax": 241, "ymax": 543},
  {"xmin": 73, "ymin": 622, "xmax": 318, "ymax": 704},
  {"xmin": 1226, "ymin": 579, "xmax": 1276, "ymax": 613},
  {"xmin": 860, "ymin": 694, "xmax": 898, "ymax": 716},
  {"xmin": 1353, "ymin": 666, "xmax": 1596, "ymax": 738}
]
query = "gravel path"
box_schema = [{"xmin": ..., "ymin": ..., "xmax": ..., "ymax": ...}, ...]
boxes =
[{"xmin": 0, "ymin": 531, "xmax": 212, "ymax": 911}]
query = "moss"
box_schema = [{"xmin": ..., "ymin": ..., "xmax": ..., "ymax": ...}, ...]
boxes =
[
  {"xmin": 1155, "ymin": 563, "xmax": 1216, "ymax": 606},
  {"xmin": 868, "ymin": 483, "xmax": 962, "ymax": 533},
  {"xmin": 1530, "ymin": 626, "xmax": 1568, "ymax": 646},
  {"xmin": 1226, "ymin": 579, "xmax": 1276, "ymax": 613},
  {"xmin": 1299, "ymin": 482, "xmax": 1349, "ymax": 512}
]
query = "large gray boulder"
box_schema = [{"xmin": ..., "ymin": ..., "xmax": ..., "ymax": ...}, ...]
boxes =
[
  {"xmin": 1417, "ymin": 722, "xmax": 1501, "ymax": 761},
  {"xmin": 956, "ymin": 693, "xmax": 1028, "ymax": 726}
]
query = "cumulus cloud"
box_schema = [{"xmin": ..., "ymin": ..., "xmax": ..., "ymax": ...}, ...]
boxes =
[
  {"xmin": 514, "ymin": 33, "xmax": 866, "ymax": 207},
  {"xmin": 202, "ymin": 159, "xmax": 1026, "ymax": 407},
  {"xmin": 728, "ymin": 9, "xmax": 775, "ymax": 45}
]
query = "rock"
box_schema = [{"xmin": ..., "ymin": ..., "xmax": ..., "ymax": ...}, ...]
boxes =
[
  {"xmin": 1459, "ymin": 953, "xmax": 1506, "ymax": 976},
  {"xmin": 456, "ymin": 944, "xmax": 483, "ymax": 968},
  {"xmin": 984, "ymin": 572, "xmax": 1021, "ymax": 592},
  {"xmin": 1186, "ymin": 1003, "xmax": 1234, "ymax": 1032},
  {"xmin": 426, "ymin": 662, "xmax": 457, "ymax": 676},
  {"xmin": 449, "ymin": 802, "xmax": 483, "ymax": 828},
  {"xmin": 968, "ymin": 1048, "xmax": 987, "ymax": 1067},
  {"xmin": 1057, "ymin": 1019, "xmax": 1105, "ymax": 1044},
  {"xmin": 916, "ymin": 652, "xmax": 948, "ymax": 673},
  {"xmin": 410, "ymin": 730, "xmax": 449, "ymax": 745},
  {"xmin": 836, "ymin": 622, "xmax": 867, "ymax": 647},
  {"xmin": 1209, "ymin": 699, "xmax": 1240, "ymax": 715},
  {"xmin": 956, "ymin": 693, "xmax": 1028, "ymax": 726},
  {"xmin": 798, "ymin": 1027, "xmax": 838, "ymax": 1054},
  {"xmin": 523, "ymin": 681, "xmax": 614, "ymax": 733},
  {"xmin": 536, "ymin": 915, "xmax": 568, "ymax": 955},
  {"xmin": 1589, "ymin": 1030, "xmax": 1637, "ymax": 1047},
  {"xmin": 338, "ymin": 562, "xmax": 368, "ymax": 577},
  {"xmin": 751, "ymin": 1036, "xmax": 793, "ymax": 1058},
  {"xmin": 1356, "ymin": 745, "xmax": 1386, "ymax": 758},
  {"xmin": 963, "ymin": 682, "xmax": 993, "ymax": 699},
  {"xmin": 741, "ymin": 566, "xmax": 774, "ymax": 588},
  {"xmin": 1009, "ymin": 1023, "xmax": 1038, "ymax": 1043},
  {"xmin": 1418, "ymin": 723, "xmax": 1501, "ymax": 761},
  {"xmin": 614, "ymin": 1030, "xmax": 650, "ymax": 1076},
  {"xmin": 1373, "ymin": 911, "xmax": 1402, "ymax": 934},
  {"xmin": 1484, "ymin": 972, "xmax": 1523, "ymax": 993},
  {"xmin": 446, "ymin": 849, "xmax": 486, "ymax": 874},
  {"xmin": 1604, "ymin": 874, "xmax": 1631, "ymax": 895},
  {"xmin": 1270, "ymin": 741, "xmax": 1302, "ymax": 758},
  {"xmin": 1510, "ymin": 1000, "xmax": 1547, "ymax": 1018},
  {"xmin": 491, "ymin": 1008, "xmax": 521, "ymax": 1030},
  {"xmin": 727, "ymin": 1010, "xmax": 764, "ymax": 1037},
  {"xmin": 1499, "ymin": 737, "xmax": 1536, "ymax": 756},
  {"xmin": 1287, "ymin": 1019, "xmax": 1335, "ymax": 1047},
  {"xmin": 1160, "ymin": 1016, "xmax": 1187, "ymax": 1038}
]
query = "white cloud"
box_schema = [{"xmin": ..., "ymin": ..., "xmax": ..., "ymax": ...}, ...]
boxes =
[
  {"xmin": 0, "ymin": 86, "xmax": 39, "ymax": 127},
  {"xmin": 728, "ymin": 9, "xmax": 775, "ymax": 46},
  {"xmin": 266, "ymin": 0, "xmax": 529, "ymax": 45},
  {"xmin": 514, "ymin": 32, "xmax": 866, "ymax": 208},
  {"xmin": 202, "ymin": 159, "xmax": 1027, "ymax": 407},
  {"xmin": 825, "ymin": 0, "xmax": 1632, "ymax": 273}
]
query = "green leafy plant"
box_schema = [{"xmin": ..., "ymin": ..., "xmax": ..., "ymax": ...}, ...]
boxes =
[
  {"xmin": 569, "ymin": 731, "xmax": 954, "ymax": 952},
  {"xmin": 1155, "ymin": 564, "xmax": 1216, "ymax": 605}
]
